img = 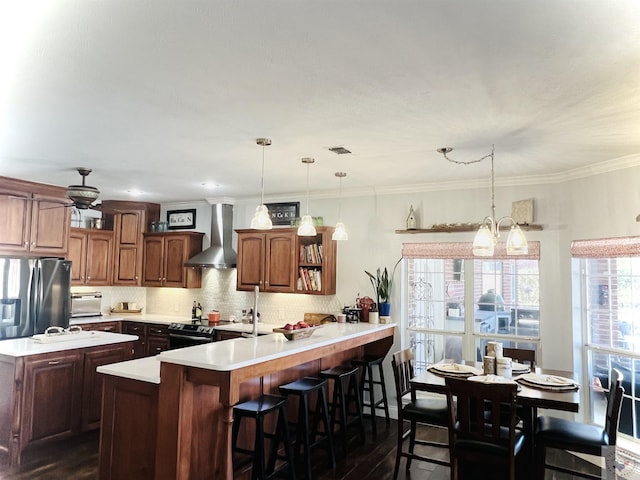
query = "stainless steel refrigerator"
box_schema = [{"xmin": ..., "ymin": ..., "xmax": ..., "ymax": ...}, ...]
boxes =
[{"xmin": 0, "ymin": 257, "xmax": 72, "ymax": 340}]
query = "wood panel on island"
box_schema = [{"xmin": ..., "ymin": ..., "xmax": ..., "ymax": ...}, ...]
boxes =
[
  {"xmin": 236, "ymin": 226, "xmax": 336, "ymax": 295},
  {"xmin": 0, "ymin": 176, "xmax": 71, "ymax": 256}
]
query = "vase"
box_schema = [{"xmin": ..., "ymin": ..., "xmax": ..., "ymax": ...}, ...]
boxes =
[{"xmin": 379, "ymin": 302, "xmax": 391, "ymax": 316}]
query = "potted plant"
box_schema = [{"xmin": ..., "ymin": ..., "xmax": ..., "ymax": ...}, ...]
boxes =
[{"xmin": 365, "ymin": 259, "xmax": 400, "ymax": 317}]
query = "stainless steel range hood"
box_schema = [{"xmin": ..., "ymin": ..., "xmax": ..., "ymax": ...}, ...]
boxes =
[{"xmin": 185, "ymin": 203, "xmax": 237, "ymax": 268}]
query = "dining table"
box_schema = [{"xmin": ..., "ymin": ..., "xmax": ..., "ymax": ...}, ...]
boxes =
[{"xmin": 410, "ymin": 362, "xmax": 581, "ymax": 480}]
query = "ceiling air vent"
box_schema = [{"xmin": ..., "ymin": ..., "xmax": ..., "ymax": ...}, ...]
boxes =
[{"xmin": 328, "ymin": 146, "xmax": 352, "ymax": 155}]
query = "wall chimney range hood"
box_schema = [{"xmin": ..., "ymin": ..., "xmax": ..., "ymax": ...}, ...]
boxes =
[{"xmin": 185, "ymin": 203, "xmax": 237, "ymax": 268}]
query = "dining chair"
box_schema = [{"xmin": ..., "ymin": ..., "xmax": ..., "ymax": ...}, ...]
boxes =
[
  {"xmin": 484, "ymin": 345, "xmax": 536, "ymax": 369},
  {"xmin": 391, "ymin": 349, "xmax": 449, "ymax": 479},
  {"xmin": 445, "ymin": 376, "xmax": 525, "ymax": 480},
  {"xmin": 535, "ymin": 368, "xmax": 624, "ymax": 480}
]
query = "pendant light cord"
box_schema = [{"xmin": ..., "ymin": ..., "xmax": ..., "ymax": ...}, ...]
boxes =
[
  {"xmin": 305, "ymin": 162, "xmax": 310, "ymax": 215},
  {"xmin": 260, "ymin": 142, "xmax": 266, "ymax": 205}
]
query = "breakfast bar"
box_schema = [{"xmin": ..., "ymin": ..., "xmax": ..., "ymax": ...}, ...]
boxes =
[{"xmin": 97, "ymin": 322, "xmax": 396, "ymax": 480}]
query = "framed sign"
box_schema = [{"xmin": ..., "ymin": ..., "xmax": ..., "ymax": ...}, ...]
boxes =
[
  {"xmin": 266, "ymin": 202, "xmax": 300, "ymax": 226},
  {"xmin": 167, "ymin": 209, "xmax": 196, "ymax": 230}
]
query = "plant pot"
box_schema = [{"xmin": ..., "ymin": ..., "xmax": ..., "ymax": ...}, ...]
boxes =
[{"xmin": 379, "ymin": 302, "xmax": 391, "ymax": 316}]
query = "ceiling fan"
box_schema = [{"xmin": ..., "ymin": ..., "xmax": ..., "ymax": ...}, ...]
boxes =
[{"xmin": 65, "ymin": 167, "xmax": 101, "ymax": 210}]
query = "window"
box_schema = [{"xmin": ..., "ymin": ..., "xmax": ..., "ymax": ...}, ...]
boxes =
[
  {"xmin": 573, "ymin": 237, "xmax": 640, "ymax": 440},
  {"xmin": 402, "ymin": 242, "xmax": 540, "ymax": 374}
]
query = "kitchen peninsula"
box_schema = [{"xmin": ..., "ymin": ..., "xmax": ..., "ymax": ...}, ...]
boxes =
[{"xmin": 97, "ymin": 322, "xmax": 395, "ymax": 480}]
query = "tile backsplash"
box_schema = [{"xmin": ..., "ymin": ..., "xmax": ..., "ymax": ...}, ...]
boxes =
[{"xmin": 74, "ymin": 269, "xmax": 344, "ymax": 323}]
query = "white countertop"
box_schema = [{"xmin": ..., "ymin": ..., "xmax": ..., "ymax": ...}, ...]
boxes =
[
  {"xmin": 70, "ymin": 314, "xmax": 194, "ymax": 326},
  {"xmin": 97, "ymin": 356, "xmax": 161, "ymax": 384},
  {"xmin": 0, "ymin": 332, "xmax": 139, "ymax": 357},
  {"xmin": 158, "ymin": 322, "xmax": 396, "ymax": 372}
]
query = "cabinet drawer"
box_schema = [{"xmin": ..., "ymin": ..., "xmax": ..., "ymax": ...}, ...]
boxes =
[
  {"xmin": 147, "ymin": 324, "xmax": 169, "ymax": 336},
  {"xmin": 122, "ymin": 322, "xmax": 147, "ymax": 336},
  {"xmin": 87, "ymin": 321, "xmax": 119, "ymax": 333}
]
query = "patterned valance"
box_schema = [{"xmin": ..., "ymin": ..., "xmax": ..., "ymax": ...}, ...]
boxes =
[
  {"xmin": 401, "ymin": 241, "xmax": 540, "ymax": 260},
  {"xmin": 570, "ymin": 236, "xmax": 640, "ymax": 258}
]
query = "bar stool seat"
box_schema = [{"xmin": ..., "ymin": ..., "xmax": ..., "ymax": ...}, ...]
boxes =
[
  {"xmin": 352, "ymin": 355, "xmax": 390, "ymax": 436},
  {"xmin": 319, "ymin": 365, "xmax": 366, "ymax": 456},
  {"xmin": 279, "ymin": 377, "xmax": 335, "ymax": 480},
  {"xmin": 232, "ymin": 394, "xmax": 295, "ymax": 480}
]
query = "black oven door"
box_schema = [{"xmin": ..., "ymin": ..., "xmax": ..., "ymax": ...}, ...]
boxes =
[{"xmin": 168, "ymin": 333, "xmax": 214, "ymax": 349}]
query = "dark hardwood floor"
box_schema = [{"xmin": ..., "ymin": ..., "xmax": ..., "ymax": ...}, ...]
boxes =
[{"xmin": 0, "ymin": 417, "xmax": 600, "ymax": 480}]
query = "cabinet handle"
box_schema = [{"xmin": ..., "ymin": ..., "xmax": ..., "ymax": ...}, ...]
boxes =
[
  {"xmin": 87, "ymin": 276, "xmax": 91, "ymax": 280},
  {"xmin": 31, "ymin": 242, "xmax": 35, "ymax": 246},
  {"xmin": 48, "ymin": 361, "xmax": 60, "ymax": 365},
  {"xmin": 24, "ymin": 241, "xmax": 28, "ymax": 246}
]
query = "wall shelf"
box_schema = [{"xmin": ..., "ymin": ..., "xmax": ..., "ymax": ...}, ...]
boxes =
[{"xmin": 395, "ymin": 224, "xmax": 543, "ymax": 234}]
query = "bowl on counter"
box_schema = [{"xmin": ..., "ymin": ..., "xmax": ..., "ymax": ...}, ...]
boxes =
[{"xmin": 272, "ymin": 325, "xmax": 322, "ymax": 341}]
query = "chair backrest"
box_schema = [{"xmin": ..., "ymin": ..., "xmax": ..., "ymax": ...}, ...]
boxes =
[
  {"xmin": 445, "ymin": 376, "xmax": 519, "ymax": 450},
  {"xmin": 503, "ymin": 347, "xmax": 536, "ymax": 369},
  {"xmin": 605, "ymin": 368, "xmax": 625, "ymax": 446},
  {"xmin": 483, "ymin": 345, "xmax": 536, "ymax": 369},
  {"xmin": 391, "ymin": 349, "xmax": 415, "ymax": 407}
]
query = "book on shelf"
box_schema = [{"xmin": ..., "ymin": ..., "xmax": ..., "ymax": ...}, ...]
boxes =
[
  {"xmin": 298, "ymin": 267, "xmax": 321, "ymax": 291},
  {"xmin": 299, "ymin": 243, "xmax": 323, "ymax": 264}
]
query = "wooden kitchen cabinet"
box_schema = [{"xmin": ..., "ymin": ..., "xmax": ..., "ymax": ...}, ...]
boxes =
[
  {"xmin": 0, "ymin": 341, "xmax": 135, "ymax": 467},
  {"xmin": 68, "ymin": 228, "xmax": 114, "ymax": 286},
  {"xmin": 22, "ymin": 351, "xmax": 83, "ymax": 446},
  {"xmin": 102, "ymin": 201, "xmax": 160, "ymax": 286},
  {"xmin": 121, "ymin": 321, "xmax": 170, "ymax": 358},
  {"xmin": 236, "ymin": 230, "xmax": 296, "ymax": 292},
  {"xmin": 236, "ymin": 227, "xmax": 337, "ymax": 294},
  {"xmin": 142, "ymin": 232, "xmax": 204, "ymax": 288},
  {"xmin": 0, "ymin": 176, "xmax": 71, "ymax": 256}
]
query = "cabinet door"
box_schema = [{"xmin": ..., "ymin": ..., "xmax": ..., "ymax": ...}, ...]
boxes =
[
  {"xmin": 22, "ymin": 351, "xmax": 82, "ymax": 445},
  {"xmin": 85, "ymin": 231, "xmax": 113, "ymax": 285},
  {"xmin": 142, "ymin": 236, "xmax": 164, "ymax": 286},
  {"xmin": 69, "ymin": 230, "xmax": 87, "ymax": 285},
  {"xmin": 122, "ymin": 322, "xmax": 147, "ymax": 358},
  {"xmin": 147, "ymin": 336, "xmax": 170, "ymax": 356},
  {"xmin": 236, "ymin": 233, "xmax": 265, "ymax": 290},
  {"xmin": 163, "ymin": 236, "xmax": 188, "ymax": 287},
  {"xmin": 112, "ymin": 210, "xmax": 145, "ymax": 286},
  {"xmin": 0, "ymin": 188, "xmax": 31, "ymax": 253},
  {"xmin": 81, "ymin": 344, "xmax": 131, "ymax": 431},
  {"xmin": 264, "ymin": 232, "xmax": 296, "ymax": 292},
  {"xmin": 28, "ymin": 193, "xmax": 71, "ymax": 255}
]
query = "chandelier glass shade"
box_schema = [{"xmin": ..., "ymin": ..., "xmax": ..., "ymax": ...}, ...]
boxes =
[
  {"xmin": 297, "ymin": 158, "xmax": 316, "ymax": 236},
  {"xmin": 439, "ymin": 145, "xmax": 528, "ymax": 257},
  {"xmin": 250, "ymin": 138, "xmax": 272, "ymax": 230},
  {"xmin": 332, "ymin": 172, "xmax": 348, "ymax": 241}
]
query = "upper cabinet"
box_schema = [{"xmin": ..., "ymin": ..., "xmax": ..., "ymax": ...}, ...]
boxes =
[
  {"xmin": 68, "ymin": 228, "xmax": 114, "ymax": 286},
  {"xmin": 0, "ymin": 177, "xmax": 71, "ymax": 256},
  {"xmin": 142, "ymin": 232, "xmax": 204, "ymax": 288},
  {"xmin": 102, "ymin": 201, "xmax": 160, "ymax": 286},
  {"xmin": 236, "ymin": 227, "xmax": 337, "ymax": 295}
]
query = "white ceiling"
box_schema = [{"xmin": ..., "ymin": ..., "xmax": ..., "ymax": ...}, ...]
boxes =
[{"xmin": 1, "ymin": 0, "xmax": 640, "ymax": 204}]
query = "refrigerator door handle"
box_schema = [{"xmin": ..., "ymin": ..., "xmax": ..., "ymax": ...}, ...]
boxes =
[
  {"xmin": 28, "ymin": 260, "xmax": 39, "ymax": 329},
  {"xmin": 34, "ymin": 260, "xmax": 44, "ymax": 326}
]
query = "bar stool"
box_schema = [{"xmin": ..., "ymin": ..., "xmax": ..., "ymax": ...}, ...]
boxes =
[
  {"xmin": 232, "ymin": 394, "xmax": 296, "ymax": 480},
  {"xmin": 352, "ymin": 355, "xmax": 390, "ymax": 436},
  {"xmin": 319, "ymin": 365, "xmax": 365, "ymax": 456},
  {"xmin": 279, "ymin": 377, "xmax": 335, "ymax": 479}
]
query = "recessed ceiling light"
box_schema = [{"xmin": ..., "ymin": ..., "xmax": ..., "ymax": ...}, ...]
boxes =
[
  {"xmin": 328, "ymin": 146, "xmax": 352, "ymax": 155},
  {"xmin": 127, "ymin": 189, "xmax": 143, "ymax": 197},
  {"xmin": 201, "ymin": 182, "xmax": 218, "ymax": 189}
]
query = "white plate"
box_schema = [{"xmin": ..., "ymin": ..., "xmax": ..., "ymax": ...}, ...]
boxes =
[
  {"xmin": 517, "ymin": 373, "xmax": 577, "ymax": 387},
  {"xmin": 511, "ymin": 362, "xmax": 530, "ymax": 373},
  {"xmin": 468, "ymin": 375, "xmax": 518, "ymax": 385},
  {"xmin": 429, "ymin": 363, "xmax": 483, "ymax": 376}
]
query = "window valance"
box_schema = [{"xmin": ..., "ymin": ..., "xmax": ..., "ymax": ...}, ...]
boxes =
[
  {"xmin": 570, "ymin": 236, "xmax": 640, "ymax": 258},
  {"xmin": 401, "ymin": 241, "xmax": 540, "ymax": 260}
]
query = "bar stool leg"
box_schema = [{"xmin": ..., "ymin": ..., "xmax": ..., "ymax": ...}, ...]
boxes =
[
  {"xmin": 377, "ymin": 362, "xmax": 391, "ymax": 424},
  {"xmin": 318, "ymin": 383, "xmax": 336, "ymax": 469},
  {"xmin": 348, "ymin": 372, "xmax": 366, "ymax": 444},
  {"xmin": 254, "ymin": 415, "xmax": 266, "ymax": 480}
]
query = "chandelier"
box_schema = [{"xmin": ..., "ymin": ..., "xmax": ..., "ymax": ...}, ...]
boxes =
[{"xmin": 438, "ymin": 145, "xmax": 528, "ymax": 256}]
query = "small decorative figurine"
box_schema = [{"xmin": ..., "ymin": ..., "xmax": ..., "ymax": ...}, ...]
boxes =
[{"xmin": 406, "ymin": 205, "xmax": 417, "ymax": 230}]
